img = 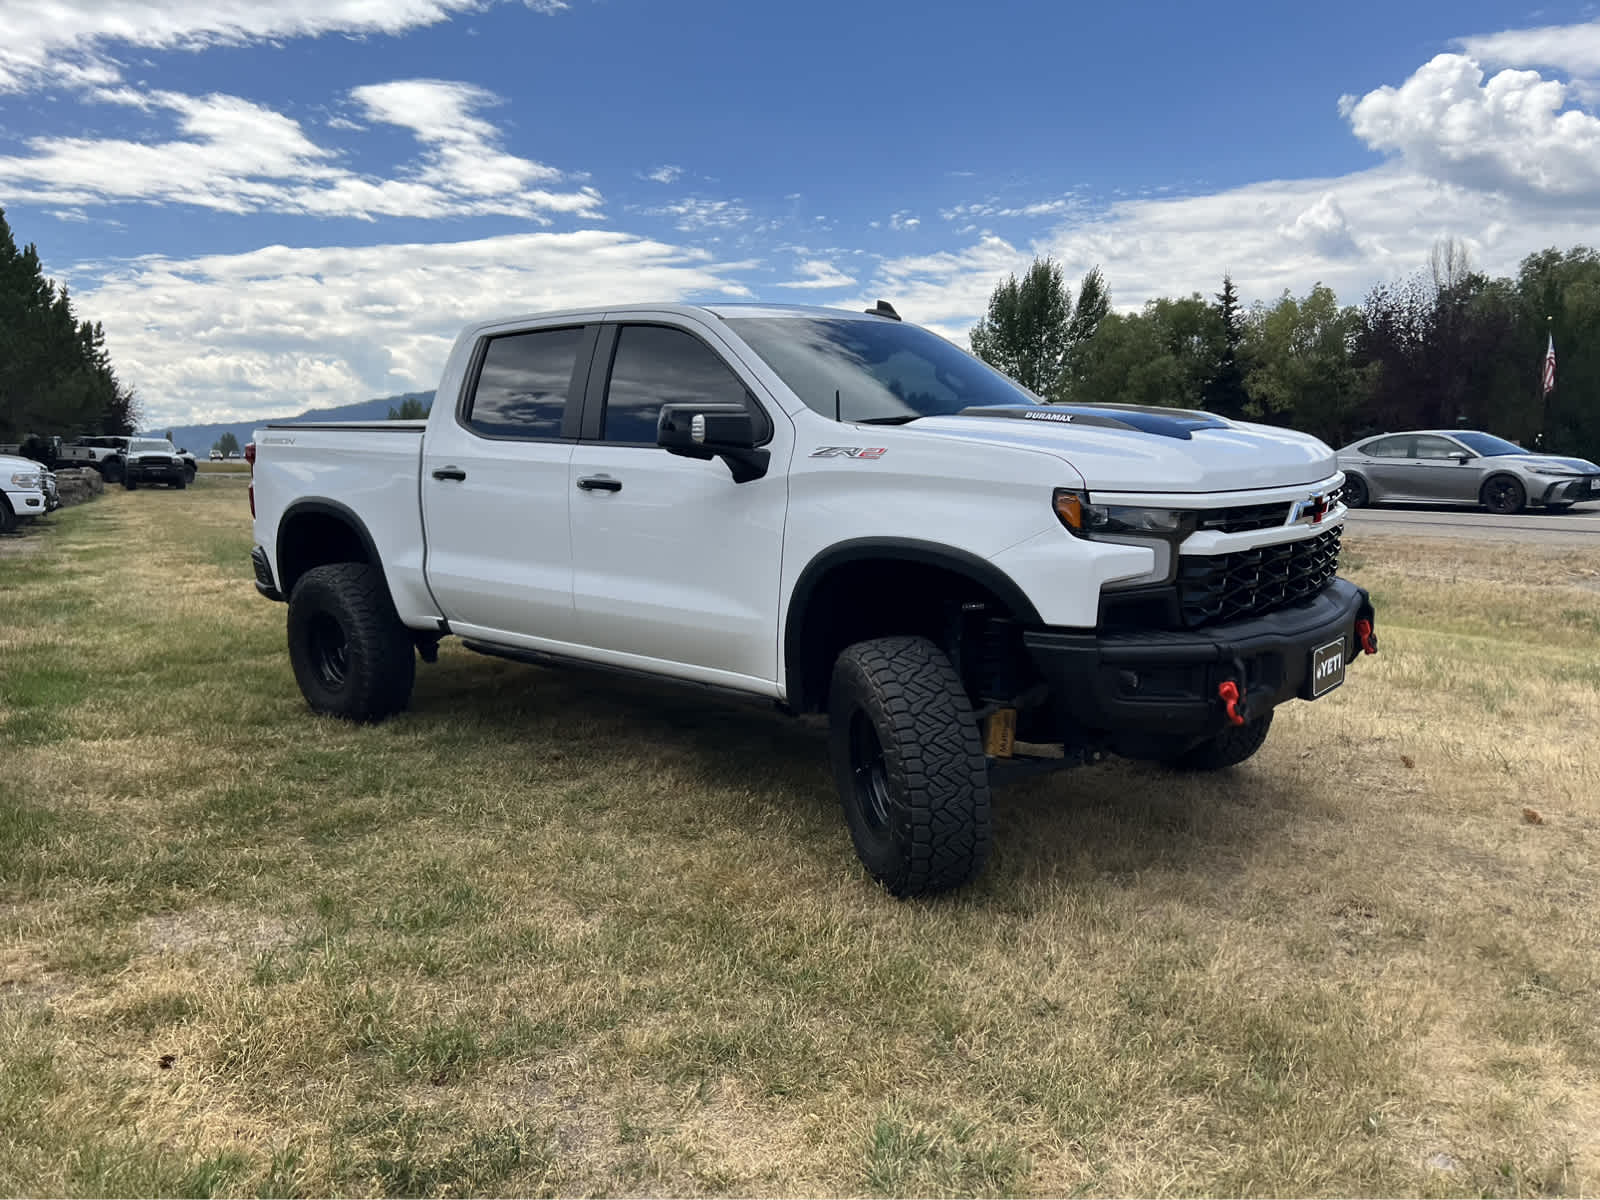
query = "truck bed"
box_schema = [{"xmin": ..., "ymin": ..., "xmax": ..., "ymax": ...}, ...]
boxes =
[{"xmin": 251, "ymin": 421, "xmax": 438, "ymax": 625}]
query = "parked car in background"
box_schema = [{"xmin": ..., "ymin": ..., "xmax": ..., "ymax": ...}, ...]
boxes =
[
  {"xmin": 210, "ymin": 450, "xmax": 224, "ymax": 461},
  {"xmin": 1337, "ymin": 430, "xmax": 1600, "ymax": 514},
  {"xmin": 121, "ymin": 438, "xmax": 189, "ymax": 490},
  {"xmin": 0, "ymin": 453, "xmax": 49, "ymax": 532}
]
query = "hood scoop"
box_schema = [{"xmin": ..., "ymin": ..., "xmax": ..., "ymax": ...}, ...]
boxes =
[{"xmin": 954, "ymin": 404, "xmax": 1231, "ymax": 441}]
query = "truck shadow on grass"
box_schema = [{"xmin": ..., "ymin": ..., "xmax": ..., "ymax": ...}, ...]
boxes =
[{"xmin": 419, "ymin": 652, "xmax": 1302, "ymax": 897}]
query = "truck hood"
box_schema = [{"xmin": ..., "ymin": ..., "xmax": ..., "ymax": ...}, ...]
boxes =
[{"xmin": 904, "ymin": 405, "xmax": 1337, "ymax": 493}]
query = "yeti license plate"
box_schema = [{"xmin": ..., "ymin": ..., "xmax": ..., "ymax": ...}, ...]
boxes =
[{"xmin": 1308, "ymin": 638, "xmax": 1346, "ymax": 697}]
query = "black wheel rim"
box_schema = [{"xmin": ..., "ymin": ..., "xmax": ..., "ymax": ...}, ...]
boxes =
[
  {"xmin": 308, "ymin": 612, "xmax": 350, "ymax": 688},
  {"xmin": 1487, "ymin": 480, "xmax": 1518, "ymax": 511},
  {"xmin": 1347, "ymin": 478, "xmax": 1366, "ymax": 506},
  {"xmin": 849, "ymin": 712, "xmax": 893, "ymax": 834}
]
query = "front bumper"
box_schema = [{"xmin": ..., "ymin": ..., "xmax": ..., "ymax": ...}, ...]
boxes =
[
  {"xmin": 1024, "ymin": 578, "xmax": 1375, "ymax": 741},
  {"xmin": 1539, "ymin": 474, "xmax": 1600, "ymax": 505},
  {"xmin": 5, "ymin": 487, "xmax": 47, "ymax": 516}
]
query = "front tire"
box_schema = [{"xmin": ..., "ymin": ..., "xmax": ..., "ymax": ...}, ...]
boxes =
[
  {"xmin": 183, "ymin": 465, "xmax": 196, "ymax": 485},
  {"xmin": 287, "ymin": 563, "xmax": 415, "ymax": 722},
  {"xmin": 124, "ymin": 478, "xmax": 138, "ymax": 490},
  {"xmin": 101, "ymin": 459, "xmax": 124, "ymax": 484},
  {"xmin": 1341, "ymin": 472, "xmax": 1370, "ymax": 509},
  {"xmin": 827, "ymin": 636, "xmax": 991, "ymax": 897},
  {"xmin": 1482, "ymin": 475, "xmax": 1525, "ymax": 514},
  {"xmin": 1164, "ymin": 713, "xmax": 1273, "ymax": 771},
  {"xmin": 172, "ymin": 475, "xmax": 187, "ymax": 490},
  {"xmin": 0, "ymin": 496, "xmax": 15, "ymax": 535}
]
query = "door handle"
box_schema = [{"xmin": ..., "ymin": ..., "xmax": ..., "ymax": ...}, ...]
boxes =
[
  {"xmin": 576, "ymin": 476, "xmax": 622, "ymax": 493},
  {"xmin": 432, "ymin": 466, "xmax": 467, "ymax": 482}
]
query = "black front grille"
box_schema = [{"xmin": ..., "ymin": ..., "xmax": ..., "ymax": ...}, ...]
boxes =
[
  {"xmin": 1177, "ymin": 527, "xmax": 1342, "ymax": 627},
  {"xmin": 138, "ymin": 456, "xmax": 171, "ymax": 466},
  {"xmin": 1197, "ymin": 501, "xmax": 1292, "ymax": 532}
]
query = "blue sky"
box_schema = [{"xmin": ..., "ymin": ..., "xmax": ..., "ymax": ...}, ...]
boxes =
[{"xmin": 2, "ymin": 0, "xmax": 1599, "ymax": 425}]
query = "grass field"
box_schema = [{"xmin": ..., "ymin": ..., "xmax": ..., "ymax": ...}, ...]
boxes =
[{"xmin": 2, "ymin": 484, "xmax": 1598, "ymax": 1197}]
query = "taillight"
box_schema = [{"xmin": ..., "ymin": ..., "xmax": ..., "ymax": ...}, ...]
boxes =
[{"xmin": 244, "ymin": 441, "xmax": 257, "ymax": 516}]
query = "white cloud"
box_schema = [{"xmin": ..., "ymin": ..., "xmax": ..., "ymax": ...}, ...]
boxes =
[
  {"xmin": 1456, "ymin": 19, "xmax": 1600, "ymax": 77},
  {"xmin": 940, "ymin": 196, "xmax": 1080, "ymax": 222},
  {"xmin": 1278, "ymin": 192, "xmax": 1360, "ymax": 258},
  {"xmin": 644, "ymin": 164, "xmax": 683, "ymax": 184},
  {"xmin": 1341, "ymin": 53, "xmax": 1600, "ymax": 200},
  {"xmin": 863, "ymin": 165, "xmax": 1600, "ymax": 345},
  {"xmin": 888, "ymin": 210, "xmax": 920, "ymax": 231},
  {"xmin": 74, "ymin": 229, "xmax": 753, "ymax": 425},
  {"xmin": 775, "ymin": 259, "xmax": 856, "ymax": 289},
  {"xmin": 0, "ymin": 0, "xmax": 506, "ymax": 92},
  {"xmin": 648, "ymin": 197, "xmax": 750, "ymax": 232},
  {"xmin": 0, "ymin": 79, "xmax": 603, "ymax": 221}
]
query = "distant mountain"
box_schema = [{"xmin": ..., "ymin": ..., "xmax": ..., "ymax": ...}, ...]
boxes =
[{"xmin": 157, "ymin": 391, "xmax": 435, "ymax": 455}]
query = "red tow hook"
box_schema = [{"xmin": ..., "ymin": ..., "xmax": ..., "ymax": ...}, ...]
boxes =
[
  {"xmin": 1355, "ymin": 618, "xmax": 1378, "ymax": 656},
  {"xmin": 1217, "ymin": 680, "xmax": 1246, "ymax": 727}
]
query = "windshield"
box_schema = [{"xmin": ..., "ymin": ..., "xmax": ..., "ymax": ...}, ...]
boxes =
[
  {"xmin": 726, "ymin": 316, "xmax": 1038, "ymax": 422},
  {"xmin": 1453, "ymin": 432, "xmax": 1526, "ymax": 457},
  {"xmin": 130, "ymin": 439, "xmax": 175, "ymax": 453}
]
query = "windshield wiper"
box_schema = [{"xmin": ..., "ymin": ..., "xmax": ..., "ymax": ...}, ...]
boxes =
[{"xmin": 854, "ymin": 415, "xmax": 921, "ymax": 426}]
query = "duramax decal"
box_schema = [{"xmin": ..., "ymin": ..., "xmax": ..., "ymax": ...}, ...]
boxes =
[{"xmin": 810, "ymin": 446, "xmax": 887, "ymax": 459}]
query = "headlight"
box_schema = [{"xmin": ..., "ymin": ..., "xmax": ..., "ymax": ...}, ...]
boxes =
[
  {"xmin": 1053, "ymin": 488, "xmax": 1195, "ymax": 538},
  {"xmin": 9, "ymin": 472, "xmax": 41, "ymax": 489},
  {"xmin": 1528, "ymin": 466, "xmax": 1580, "ymax": 477}
]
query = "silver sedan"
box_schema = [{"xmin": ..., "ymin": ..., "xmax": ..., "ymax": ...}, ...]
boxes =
[{"xmin": 1336, "ymin": 430, "xmax": 1600, "ymax": 514}]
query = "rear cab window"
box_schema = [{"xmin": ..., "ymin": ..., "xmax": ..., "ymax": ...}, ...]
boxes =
[{"xmin": 462, "ymin": 325, "xmax": 587, "ymax": 439}]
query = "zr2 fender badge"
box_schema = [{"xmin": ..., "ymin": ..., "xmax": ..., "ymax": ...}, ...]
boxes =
[{"xmin": 810, "ymin": 446, "xmax": 887, "ymax": 459}]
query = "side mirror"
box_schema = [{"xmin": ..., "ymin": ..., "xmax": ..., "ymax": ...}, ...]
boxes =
[
  {"xmin": 657, "ymin": 403, "xmax": 769, "ymax": 483},
  {"xmin": 1451, "ymin": 452, "xmax": 1472, "ymax": 464}
]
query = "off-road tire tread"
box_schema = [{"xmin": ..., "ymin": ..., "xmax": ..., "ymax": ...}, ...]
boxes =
[
  {"xmin": 0, "ymin": 495, "xmax": 15, "ymax": 535},
  {"xmin": 287, "ymin": 563, "xmax": 415, "ymax": 722},
  {"xmin": 829, "ymin": 635, "xmax": 991, "ymax": 896},
  {"xmin": 1166, "ymin": 712, "xmax": 1273, "ymax": 771}
]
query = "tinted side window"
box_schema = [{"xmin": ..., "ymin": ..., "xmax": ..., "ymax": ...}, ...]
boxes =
[
  {"xmin": 1362, "ymin": 436, "xmax": 1412, "ymax": 458},
  {"xmin": 603, "ymin": 325, "xmax": 752, "ymax": 445},
  {"xmin": 1413, "ymin": 435, "xmax": 1462, "ymax": 459},
  {"xmin": 466, "ymin": 327, "xmax": 583, "ymax": 438}
]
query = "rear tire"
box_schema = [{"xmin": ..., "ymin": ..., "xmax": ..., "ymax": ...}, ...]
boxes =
[
  {"xmin": 828, "ymin": 636, "xmax": 991, "ymax": 897},
  {"xmin": 123, "ymin": 478, "xmax": 137, "ymax": 490},
  {"xmin": 1341, "ymin": 472, "xmax": 1370, "ymax": 509},
  {"xmin": 1163, "ymin": 713, "xmax": 1273, "ymax": 771},
  {"xmin": 1481, "ymin": 475, "xmax": 1525, "ymax": 514},
  {"xmin": 287, "ymin": 563, "xmax": 415, "ymax": 722}
]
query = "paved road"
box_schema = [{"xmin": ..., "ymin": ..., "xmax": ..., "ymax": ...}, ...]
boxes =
[{"xmin": 1344, "ymin": 501, "xmax": 1600, "ymax": 547}]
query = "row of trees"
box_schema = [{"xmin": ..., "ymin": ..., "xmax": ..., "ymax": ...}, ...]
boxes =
[
  {"xmin": 970, "ymin": 242, "xmax": 1600, "ymax": 460},
  {"xmin": 0, "ymin": 208, "xmax": 139, "ymax": 442}
]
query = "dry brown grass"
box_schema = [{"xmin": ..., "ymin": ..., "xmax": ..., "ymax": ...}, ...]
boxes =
[{"xmin": 1, "ymin": 491, "xmax": 1597, "ymax": 1197}]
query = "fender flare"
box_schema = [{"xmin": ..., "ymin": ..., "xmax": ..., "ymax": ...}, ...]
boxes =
[
  {"xmin": 782, "ymin": 537, "xmax": 1043, "ymax": 709},
  {"xmin": 275, "ymin": 497, "xmax": 385, "ymax": 595}
]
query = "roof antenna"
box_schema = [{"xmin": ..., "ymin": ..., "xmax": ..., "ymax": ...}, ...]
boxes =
[
  {"xmin": 865, "ymin": 299, "xmax": 901, "ymax": 321},
  {"xmin": 835, "ymin": 388, "xmax": 842, "ymax": 423}
]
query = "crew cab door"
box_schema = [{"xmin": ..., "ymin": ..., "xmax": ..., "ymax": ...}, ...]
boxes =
[
  {"xmin": 421, "ymin": 320, "xmax": 596, "ymax": 644},
  {"xmin": 566, "ymin": 317, "xmax": 790, "ymax": 692}
]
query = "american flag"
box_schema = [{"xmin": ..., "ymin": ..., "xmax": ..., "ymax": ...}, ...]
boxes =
[{"xmin": 1542, "ymin": 334, "xmax": 1556, "ymax": 395}]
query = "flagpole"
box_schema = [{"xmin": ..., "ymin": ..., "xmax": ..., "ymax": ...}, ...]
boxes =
[{"xmin": 1540, "ymin": 315, "xmax": 1553, "ymax": 450}]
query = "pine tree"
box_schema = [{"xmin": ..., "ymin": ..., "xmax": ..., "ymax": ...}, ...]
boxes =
[
  {"xmin": 0, "ymin": 206, "xmax": 138, "ymax": 440},
  {"xmin": 1203, "ymin": 274, "xmax": 1250, "ymax": 418}
]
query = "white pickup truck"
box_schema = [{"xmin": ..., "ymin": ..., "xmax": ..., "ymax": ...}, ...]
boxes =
[{"xmin": 249, "ymin": 302, "xmax": 1377, "ymax": 896}]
